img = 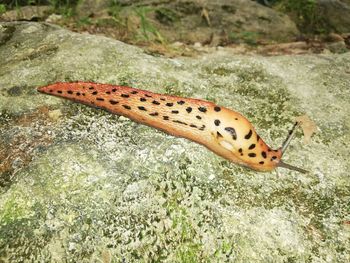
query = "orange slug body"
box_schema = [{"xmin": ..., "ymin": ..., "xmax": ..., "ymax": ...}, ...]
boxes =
[{"xmin": 38, "ymin": 82, "xmax": 283, "ymax": 172}]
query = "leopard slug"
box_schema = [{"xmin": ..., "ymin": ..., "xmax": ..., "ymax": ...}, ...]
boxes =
[{"xmin": 37, "ymin": 82, "xmax": 307, "ymax": 173}]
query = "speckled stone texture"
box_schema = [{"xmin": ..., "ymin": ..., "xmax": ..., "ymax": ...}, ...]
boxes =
[{"xmin": 0, "ymin": 22, "xmax": 349, "ymax": 262}]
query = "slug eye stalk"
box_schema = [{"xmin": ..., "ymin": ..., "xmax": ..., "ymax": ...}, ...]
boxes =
[{"xmin": 277, "ymin": 122, "xmax": 309, "ymax": 174}]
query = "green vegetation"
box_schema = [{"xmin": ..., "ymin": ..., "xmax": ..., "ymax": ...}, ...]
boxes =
[
  {"xmin": 47, "ymin": 0, "xmax": 76, "ymax": 17},
  {"xmin": 133, "ymin": 6, "xmax": 165, "ymax": 44},
  {"xmin": 77, "ymin": 16, "xmax": 92, "ymax": 27},
  {"xmin": 0, "ymin": 4, "xmax": 6, "ymax": 15},
  {"xmin": 273, "ymin": 0, "xmax": 326, "ymax": 33},
  {"xmin": 155, "ymin": 7, "xmax": 179, "ymax": 26},
  {"xmin": 2, "ymin": 0, "xmax": 77, "ymax": 17},
  {"xmin": 229, "ymin": 31, "xmax": 259, "ymax": 46}
]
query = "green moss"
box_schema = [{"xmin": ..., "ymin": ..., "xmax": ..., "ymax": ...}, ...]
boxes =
[
  {"xmin": 175, "ymin": 243, "xmax": 203, "ymax": 263},
  {"xmin": 163, "ymin": 81, "xmax": 188, "ymax": 97},
  {"xmin": 208, "ymin": 65, "xmax": 303, "ymax": 132},
  {"xmin": 212, "ymin": 67, "xmax": 236, "ymax": 76},
  {"xmin": 0, "ymin": 195, "xmax": 28, "ymax": 225}
]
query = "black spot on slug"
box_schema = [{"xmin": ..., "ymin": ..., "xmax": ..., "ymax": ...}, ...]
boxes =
[
  {"xmin": 123, "ymin": 105, "xmax": 131, "ymax": 110},
  {"xmin": 160, "ymin": 98, "xmax": 166, "ymax": 101},
  {"xmin": 106, "ymin": 91, "xmax": 111, "ymax": 95},
  {"xmin": 57, "ymin": 90, "xmax": 62, "ymax": 94},
  {"xmin": 163, "ymin": 116, "xmax": 169, "ymax": 120},
  {"xmin": 171, "ymin": 110, "xmax": 179, "ymax": 114},
  {"xmin": 198, "ymin": 107, "xmax": 207, "ymax": 113},
  {"xmin": 131, "ymin": 91, "xmax": 138, "ymax": 94},
  {"xmin": 149, "ymin": 112, "xmax": 159, "ymax": 116},
  {"xmin": 190, "ymin": 124, "xmax": 198, "ymax": 128},
  {"xmin": 96, "ymin": 97, "xmax": 104, "ymax": 101},
  {"xmin": 138, "ymin": 106, "xmax": 147, "ymax": 111},
  {"xmin": 173, "ymin": 120, "xmax": 187, "ymax": 125},
  {"xmin": 248, "ymin": 153, "xmax": 256, "ymax": 158},
  {"xmin": 49, "ymin": 89, "xmax": 53, "ymax": 92},
  {"xmin": 196, "ymin": 115, "xmax": 202, "ymax": 120},
  {"xmin": 248, "ymin": 144, "xmax": 256, "ymax": 150},
  {"xmin": 245, "ymin": 129, "xmax": 253, "ymax": 140},
  {"xmin": 82, "ymin": 93, "xmax": 86, "ymax": 96},
  {"xmin": 109, "ymin": 100, "xmax": 118, "ymax": 105},
  {"xmin": 67, "ymin": 90, "xmax": 73, "ymax": 94},
  {"xmin": 238, "ymin": 148, "xmax": 243, "ymax": 153},
  {"xmin": 199, "ymin": 125, "xmax": 206, "ymax": 131},
  {"xmin": 92, "ymin": 91, "xmax": 98, "ymax": 95},
  {"xmin": 259, "ymin": 161, "xmax": 264, "ymax": 165},
  {"xmin": 76, "ymin": 92, "xmax": 81, "ymax": 96},
  {"xmin": 152, "ymin": 100, "xmax": 160, "ymax": 105},
  {"xmin": 112, "ymin": 88, "xmax": 117, "ymax": 92},
  {"xmin": 214, "ymin": 106, "xmax": 221, "ymax": 112},
  {"xmin": 271, "ymin": 156, "xmax": 277, "ymax": 161},
  {"xmin": 225, "ymin": 127, "xmax": 237, "ymax": 140},
  {"xmin": 121, "ymin": 94, "xmax": 129, "ymax": 98},
  {"xmin": 177, "ymin": 100, "xmax": 185, "ymax": 105},
  {"xmin": 214, "ymin": 119, "xmax": 220, "ymax": 126},
  {"xmin": 89, "ymin": 87, "xmax": 94, "ymax": 90},
  {"xmin": 145, "ymin": 94, "xmax": 152, "ymax": 98},
  {"xmin": 186, "ymin": 107, "xmax": 192, "ymax": 113},
  {"xmin": 261, "ymin": 151, "xmax": 267, "ymax": 158},
  {"xmin": 166, "ymin": 102, "xmax": 174, "ymax": 107},
  {"xmin": 140, "ymin": 98, "xmax": 147, "ymax": 102}
]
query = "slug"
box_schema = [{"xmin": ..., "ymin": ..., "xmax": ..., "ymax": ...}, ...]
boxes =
[{"xmin": 37, "ymin": 82, "xmax": 307, "ymax": 173}]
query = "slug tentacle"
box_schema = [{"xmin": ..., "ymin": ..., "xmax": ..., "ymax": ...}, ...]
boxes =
[{"xmin": 37, "ymin": 81, "xmax": 306, "ymax": 173}]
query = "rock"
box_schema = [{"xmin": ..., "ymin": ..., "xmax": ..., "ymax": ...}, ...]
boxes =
[
  {"xmin": 45, "ymin": 14, "xmax": 63, "ymax": 24},
  {"xmin": 343, "ymin": 33, "xmax": 350, "ymax": 47},
  {"xmin": 326, "ymin": 40, "xmax": 348, "ymax": 53},
  {"xmin": 316, "ymin": 0, "xmax": 350, "ymax": 33},
  {"xmin": 326, "ymin": 32, "xmax": 344, "ymax": 42},
  {"xmin": 76, "ymin": 0, "xmax": 110, "ymax": 17},
  {"xmin": 0, "ymin": 21, "xmax": 350, "ymax": 262},
  {"xmin": 165, "ymin": 0, "xmax": 298, "ymax": 43},
  {"xmin": 113, "ymin": 0, "xmax": 299, "ymax": 44},
  {"xmin": 0, "ymin": 5, "xmax": 52, "ymax": 21}
]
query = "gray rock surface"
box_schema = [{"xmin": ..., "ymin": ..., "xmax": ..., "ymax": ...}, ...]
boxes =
[
  {"xmin": 112, "ymin": 0, "xmax": 299, "ymax": 43},
  {"xmin": 316, "ymin": 0, "xmax": 350, "ymax": 33},
  {"xmin": 76, "ymin": 0, "xmax": 111, "ymax": 17},
  {"xmin": 0, "ymin": 5, "xmax": 52, "ymax": 21},
  {"xmin": 0, "ymin": 22, "xmax": 349, "ymax": 262}
]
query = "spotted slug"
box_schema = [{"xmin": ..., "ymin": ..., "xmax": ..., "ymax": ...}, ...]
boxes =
[{"xmin": 37, "ymin": 82, "xmax": 307, "ymax": 173}]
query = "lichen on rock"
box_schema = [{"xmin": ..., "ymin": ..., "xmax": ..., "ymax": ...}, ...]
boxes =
[{"xmin": 0, "ymin": 22, "xmax": 349, "ymax": 262}]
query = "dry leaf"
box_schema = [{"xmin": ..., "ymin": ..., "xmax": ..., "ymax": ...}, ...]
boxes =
[
  {"xmin": 295, "ymin": 115, "xmax": 317, "ymax": 144},
  {"xmin": 201, "ymin": 8, "xmax": 211, "ymax": 26}
]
